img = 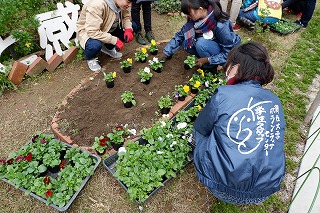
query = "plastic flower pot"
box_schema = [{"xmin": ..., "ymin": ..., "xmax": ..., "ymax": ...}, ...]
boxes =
[
  {"xmin": 143, "ymin": 79, "xmax": 151, "ymax": 85},
  {"xmin": 106, "ymin": 81, "xmax": 115, "ymax": 88},
  {"xmin": 96, "ymin": 149, "xmax": 107, "ymax": 156},
  {"xmin": 150, "ymin": 50, "xmax": 158, "ymax": 55},
  {"xmin": 48, "ymin": 165, "xmax": 60, "ymax": 173},
  {"xmin": 178, "ymin": 96, "xmax": 186, "ymax": 101},
  {"xmin": 140, "ymin": 58, "xmax": 147, "ymax": 63},
  {"xmin": 190, "ymin": 115, "xmax": 197, "ymax": 122},
  {"xmin": 111, "ymin": 142, "xmax": 123, "ymax": 151},
  {"xmin": 153, "ymin": 67, "xmax": 163, "ymax": 73},
  {"xmin": 184, "ymin": 63, "xmax": 191, "ymax": 70},
  {"xmin": 123, "ymin": 102, "xmax": 133, "ymax": 108},
  {"xmin": 190, "ymin": 88, "xmax": 198, "ymax": 94},
  {"xmin": 123, "ymin": 67, "xmax": 131, "ymax": 73},
  {"xmin": 160, "ymin": 107, "xmax": 171, "ymax": 115}
]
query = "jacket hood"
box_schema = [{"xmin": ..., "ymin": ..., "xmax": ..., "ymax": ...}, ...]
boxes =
[{"xmin": 105, "ymin": 0, "xmax": 121, "ymax": 13}]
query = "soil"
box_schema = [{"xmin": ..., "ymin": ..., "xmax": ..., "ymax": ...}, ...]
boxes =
[{"xmin": 57, "ymin": 43, "xmax": 196, "ymax": 147}]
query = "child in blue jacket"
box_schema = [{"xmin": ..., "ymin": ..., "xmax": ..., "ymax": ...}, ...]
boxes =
[{"xmin": 158, "ymin": 0, "xmax": 241, "ymax": 72}]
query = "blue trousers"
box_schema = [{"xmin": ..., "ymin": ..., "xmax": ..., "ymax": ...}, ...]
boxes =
[
  {"xmin": 186, "ymin": 37, "xmax": 221, "ymax": 69},
  {"xmin": 300, "ymin": 0, "xmax": 316, "ymax": 26}
]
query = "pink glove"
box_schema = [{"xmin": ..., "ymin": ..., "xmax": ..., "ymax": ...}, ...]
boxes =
[
  {"xmin": 115, "ymin": 38, "xmax": 124, "ymax": 51},
  {"xmin": 124, "ymin": 29, "xmax": 134, "ymax": 43}
]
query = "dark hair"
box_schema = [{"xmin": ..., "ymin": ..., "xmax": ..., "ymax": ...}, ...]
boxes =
[
  {"xmin": 181, "ymin": 0, "xmax": 229, "ymax": 22},
  {"xmin": 224, "ymin": 42, "xmax": 274, "ymax": 85}
]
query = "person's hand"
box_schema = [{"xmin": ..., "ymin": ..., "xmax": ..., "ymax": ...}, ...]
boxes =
[
  {"xmin": 124, "ymin": 29, "xmax": 134, "ymax": 43},
  {"xmin": 158, "ymin": 52, "xmax": 168, "ymax": 63},
  {"xmin": 115, "ymin": 38, "xmax": 124, "ymax": 51},
  {"xmin": 196, "ymin": 57, "xmax": 209, "ymax": 67}
]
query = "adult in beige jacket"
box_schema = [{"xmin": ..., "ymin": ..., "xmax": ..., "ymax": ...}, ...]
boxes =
[{"xmin": 76, "ymin": 0, "xmax": 134, "ymax": 71}]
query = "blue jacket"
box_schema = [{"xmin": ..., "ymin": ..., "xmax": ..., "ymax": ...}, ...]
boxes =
[
  {"xmin": 164, "ymin": 20, "xmax": 241, "ymax": 66},
  {"xmin": 193, "ymin": 80, "xmax": 286, "ymax": 199},
  {"xmin": 241, "ymin": 0, "xmax": 278, "ymax": 24}
]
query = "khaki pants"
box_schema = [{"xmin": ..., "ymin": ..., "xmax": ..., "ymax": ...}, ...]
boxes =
[{"xmin": 220, "ymin": 0, "xmax": 243, "ymax": 24}]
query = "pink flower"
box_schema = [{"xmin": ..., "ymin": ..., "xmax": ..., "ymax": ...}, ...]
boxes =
[{"xmin": 40, "ymin": 139, "xmax": 47, "ymax": 144}]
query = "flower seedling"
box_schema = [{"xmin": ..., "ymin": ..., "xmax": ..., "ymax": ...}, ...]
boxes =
[
  {"xmin": 194, "ymin": 89, "xmax": 212, "ymax": 107},
  {"xmin": 138, "ymin": 67, "xmax": 153, "ymax": 83},
  {"xmin": 103, "ymin": 72, "xmax": 116, "ymax": 83},
  {"xmin": 121, "ymin": 91, "xmax": 136, "ymax": 106},
  {"xmin": 120, "ymin": 58, "xmax": 133, "ymax": 68},
  {"xmin": 92, "ymin": 136, "xmax": 110, "ymax": 154},
  {"xmin": 184, "ymin": 55, "xmax": 196, "ymax": 69},
  {"xmin": 135, "ymin": 47, "xmax": 149, "ymax": 62},
  {"xmin": 107, "ymin": 126, "xmax": 127, "ymax": 145},
  {"xmin": 158, "ymin": 94, "xmax": 173, "ymax": 110},
  {"xmin": 148, "ymin": 39, "xmax": 159, "ymax": 54},
  {"xmin": 189, "ymin": 73, "xmax": 203, "ymax": 90},
  {"xmin": 174, "ymin": 85, "xmax": 189, "ymax": 100},
  {"xmin": 148, "ymin": 57, "xmax": 163, "ymax": 72}
]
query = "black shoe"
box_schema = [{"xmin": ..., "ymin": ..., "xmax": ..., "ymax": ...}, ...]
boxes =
[
  {"xmin": 294, "ymin": 20, "xmax": 307, "ymax": 28},
  {"xmin": 135, "ymin": 32, "xmax": 147, "ymax": 45},
  {"xmin": 239, "ymin": 17, "xmax": 255, "ymax": 31}
]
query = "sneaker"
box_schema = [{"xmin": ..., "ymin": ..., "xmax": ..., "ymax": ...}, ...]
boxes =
[
  {"xmin": 101, "ymin": 46, "xmax": 122, "ymax": 58},
  {"xmin": 145, "ymin": 31, "xmax": 155, "ymax": 43},
  {"xmin": 294, "ymin": 20, "xmax": 307, "ymax": 28},
  {"xmin": 87, "ymin": 58, "xmax": 101, "ymax": 72},
  {"xmin": 135, "ymin": 32, "xmax": 146, "ymax": 45},
  {"xmin": 239, "ymin": 17, "xmax": 255, "ymax": 30},
  {"xmin": 233, "ymin": 24, "xmax": 241, "ymax": 31}
]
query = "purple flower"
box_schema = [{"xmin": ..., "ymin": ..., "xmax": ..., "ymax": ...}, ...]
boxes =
[{"xmin": 175, "ymin": 92, "xmax": 179, "ymax": 98}]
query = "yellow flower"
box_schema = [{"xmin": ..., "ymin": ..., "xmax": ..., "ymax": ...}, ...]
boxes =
[
  {"xmin": 142, "ymin": 48, "xmax": 147, "ymax": 54},
  {"xmin": 194, "ymin": 81, "xmax": 201, "ymax": 88},
  {"xmin": 151, "ymin": 40, "xmax": 156, "ymax": 46},
  {"xmin": 127, "ymin": 58, "xmax": 132, "ymax": 64},
  {"xmin": 213, "ymin": 78, "xmax": 217, "ymax": 82},
  {"xmin": 112, "ymin": 72, "xmax": 116, "ymax": 78},
  {"xmin": 197, "ymin": 68, "xmax": 204, "ymax": 77},
  {"xmin": 189, "ymin": 77, "xmax": 193, "ymax": 82},
  {"xmin": 197, "ymin": 105, "xmax": 202, "ymax": 110},
  {"xmin": 25, "ymin": 42, "xmax": 31, "ymax": 48},
  {"xmin": 183, "ymin": 85, "xmax": 190, "ymax": 93}
]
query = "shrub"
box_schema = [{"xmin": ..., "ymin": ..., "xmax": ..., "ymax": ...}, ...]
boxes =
[{"xmin": 152, "ymin": 0, "xmax": 181, "ymax": 14}]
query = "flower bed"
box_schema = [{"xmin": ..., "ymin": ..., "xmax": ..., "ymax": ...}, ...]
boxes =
[
  {"xmin": 269, "ymin": 19, "xmax": 301, "ymax": 35},
  {"xmin": 0, "ymin": 133, "xmax": 101, "ymax": 211}
]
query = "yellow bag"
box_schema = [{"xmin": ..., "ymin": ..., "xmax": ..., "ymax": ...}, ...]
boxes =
[{"xmin": 258, "ymin": 0, "xmax": 282, "ymax": 19}]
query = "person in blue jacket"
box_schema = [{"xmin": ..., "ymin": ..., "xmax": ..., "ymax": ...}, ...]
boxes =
[
  {"xmin": 237, "ymin": 0, "xmax": 279, "ymax": 30},
  {"xmin": 193, "ymin": 42, "xmax": 286, "ymax": 205},
  {"xmin": 158, "ymin": 0, "xmax": 241, "ymax": 72}
]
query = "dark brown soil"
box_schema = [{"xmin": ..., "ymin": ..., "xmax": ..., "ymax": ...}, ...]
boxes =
[{"xmin": 57, "ymin": 43, "xmax": 197, "ymax": 147}]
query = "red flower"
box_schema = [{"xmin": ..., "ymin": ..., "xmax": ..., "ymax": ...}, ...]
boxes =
[
  {"xmin": 60, "ymin": 159, "xmax": 67, "ymax": 170},
  {"xmin": 45, "ymin": 189, "xmax": 53, "ymax": 198},
  {"xmin": 6, "ymin": 158, "xmax": 13, "ymax": 165},
  {"xmin": 115, "ymin": 125, "xmax": 123, "ymax": 131},
  {"xmin": 40, "ymin": 139, "xmax": 47, "ymax": 144},
  {"xmin": 32, "ymin": 135, "xmax": 39, "ymax": 142},
  {"xmin": 25, "ymin": 153, "xmax": 32, "ymax": 162},
  {"xmin": 0, "ymin": 159, "xmax": 6, "ymax": 165},
  {"xmin": 43, "ymin": 176, "xmax": 50, "ymax": 184},
  {"xmin": 99, "ymin": 137, "xmax": 107, "ymax": 146},
  {"xmin": 15, "ymin": 156, "xmax": 25, "ymax": 162}
]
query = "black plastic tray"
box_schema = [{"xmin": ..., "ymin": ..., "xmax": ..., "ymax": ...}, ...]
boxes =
[
  {"xmin": 103, "ymin": 138, "xmax": 194, "ymax": 204},
  {"xmin": 269, "ymin": 19, "xmax": 301, "ymax": 35},
  {"xmin": 1, "ymin": 141, "xmax": 101, "ymax": 212}
]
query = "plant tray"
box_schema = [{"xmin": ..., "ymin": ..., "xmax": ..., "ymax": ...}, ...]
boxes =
[
  {"xmin": 1, "ymin": 141, "xmax": 101, "ymax": 212},
  {"xmin": 269, "ymin": 19, "xmax": 301, "ymax": 35},
  {"xmin": 103, "ymin": 138, "xmax": 194, "ymax": 204}
]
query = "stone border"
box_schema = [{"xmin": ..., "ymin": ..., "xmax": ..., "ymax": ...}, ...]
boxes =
[{"xmin": 51, "ymin": 39, "xmax": 195, "ymax": 156}]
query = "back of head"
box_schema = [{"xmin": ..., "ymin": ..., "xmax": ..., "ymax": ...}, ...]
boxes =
[
  {"xmin": 224, "ymin": 42, "xmax": 274, "ymax": 85},
  {"xmin": 181, "ymin": 0, "xmax": 229, "ymax": 22}
]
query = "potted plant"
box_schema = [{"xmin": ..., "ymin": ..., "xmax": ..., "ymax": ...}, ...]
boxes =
[
  {"xmin": 148, "ymin": 57, "xmax": 163, "ymax": 73},
  {"xmin": 194, "ymin": 89, "xmax": 212, "ymax": 107},
  {"xmin": 107, "ymin": 126, "xmax": 127, "ymax": 151},
  {"xmin": 103, "ymin": 71, "xmax": 116, "ymax": 88},
  {"xmin": 174, "ymin": 85, "xmax": 189, "ymax": 101},
  {"xmin": 188, "ymin": 74, "xmax": 203, "ymax": 94},
  {"xmin": 184, "ymin": 55, "xmax": 196, "ymax": 70},
  {"xmin": 121, "ymin": 91, "xmax": 136, "ymax": 108},
  {"xmin": 134, "ymin": 47, "xmax": 149, "ymax": 63},
  {"xmin": 120, "ymin": 58, "xmax": 133, "ymax": 73},
  {"xmin": 138, "ymin": 67, "xmax": 153, "ymax": 84},
  {"xmin": 92, "ymin": 136, "xmax": 110, "ymax": 155},
  {"xmin": 148, "ymin": 39, "xmax": 159, "ymax": 55},
  {"xmin": 187, "ymin": 105, "xmax": 202, "ymax": 122},
  {"xmin": 158, "ymin": 94, "xmax": 173, "ymax": 114}
]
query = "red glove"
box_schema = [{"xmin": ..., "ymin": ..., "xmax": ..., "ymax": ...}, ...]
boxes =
[
  {"xmin": 115, "ymin": 38, "xmax": 124, "ymax": 51},
  {"xmin": 124, "ymin": 28, "xmax": 134, "ymax": 43}
]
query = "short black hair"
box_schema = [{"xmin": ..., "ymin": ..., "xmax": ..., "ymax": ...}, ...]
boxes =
[{"xmin": 224, "ymin": 42, "xmax": 274, "ymax": 85}]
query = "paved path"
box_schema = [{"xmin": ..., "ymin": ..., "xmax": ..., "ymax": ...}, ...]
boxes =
[{"xmin": 289, "ymin": 105, "xmax": 320, "ymax": 213}]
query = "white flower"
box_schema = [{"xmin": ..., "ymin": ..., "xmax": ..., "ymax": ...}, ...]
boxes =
[
  {"xmin": 148, "ymin": 60, "xmax": 153, "ymax": 64},
  {"xmin": 188, "ymin": 135, "xmax": 193, "ymax": 143},
  {"xmin": 205, "ymin": 81, "xmax": 209, "ymax": 88},
  {"xmin": 157, "ymin": 151, "xmax": 164, "ymax": 154},
  {"xmin": 184, "ymin": 130, "xmax": 189, "ymax": 135},
  {"xmin": 118, "ymin": 147, "xmax": 126, "ymax": 153},
  {"xmin": 138, "ymin": 206, "xmax": 143, "ymax": 211},
  {"xmin": 144, "ymin": 67, "xmax": 151, "ymax": 73},
  {"xmin": 89, "ymin": 77, "xmax": 94, "ymax": 80},
  {"xmin": 128, "ymin": 129, "xmax": 137, "ymax": 136},
  {"xmin": 181, "ymin": 136, "xmax": 186, "ymax": 139},
  {"xmin": 170, "ymin": 141, "xmax": 177, "ymax": 147},
  {"xmin": 124, "ymin": 124, "xmax": 128, "ymax": 128},
  {"xmin": 158, "ymin": 137, "xmax": 163, "ymax": 142},
  {"xmin": 160, "ymin": 121, "xmax": 166, "ymax": 127},
  {"xmin": 177, "ymin": 122, "xmax": 187, "ymax": 129},
  {"xmin": 166, "ymin": 133, "xmax": 173, "ymax": 138},
  {"xmin": 162, "ymin": 114, "xmax": 169, "ymax": 118},
  {"xmin": 153, "ymin": 57, "xmax": 159, "ymax": 63}
]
